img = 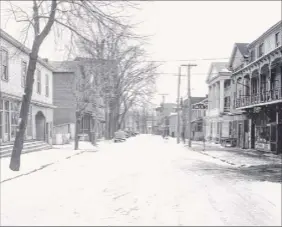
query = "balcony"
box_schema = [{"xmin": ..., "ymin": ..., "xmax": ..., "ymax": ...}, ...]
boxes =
[
  {"xmin": 224, "ymin": 106, "xmax": 230, "ymax": 112},
  {"xmin": 236, "ymin": 87, "xmax": 282, "ymax": 108}
]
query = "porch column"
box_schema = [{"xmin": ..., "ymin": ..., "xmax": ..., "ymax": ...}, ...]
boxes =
[
  {"xmin": 276, "ymin": 105, "xmax": 281, "ymax": 154},
  {"xmin": 268, "ymin": 60, "xmax": 272, "ymax": 101},
  {"xmin": 208, "ymin": 86, "xmax": 212, "ymax": 112},
  {"xmin": 258, "ymin": 66, "xmax": 261, "ymax": 102},
  {"xmin": 234, "ymin": 76, "xmax": 238, "ymax": 108},
  {"xmin": 219, "ymin": 80, "xmax": 224, "ymax": 113}
]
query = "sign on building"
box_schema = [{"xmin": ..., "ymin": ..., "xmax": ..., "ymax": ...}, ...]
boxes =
[{"xmin": 192, "ymin": 103, "xmax": 207, "ymax": 110}]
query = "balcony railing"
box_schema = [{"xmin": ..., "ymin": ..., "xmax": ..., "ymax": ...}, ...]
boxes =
[
  {"xmin": 224, "ymin": 106, "xmax": 230, "ymax": 112},
  {"xmin": 236, "ymin": 87, "xmax": 282, "ymax": 108}
]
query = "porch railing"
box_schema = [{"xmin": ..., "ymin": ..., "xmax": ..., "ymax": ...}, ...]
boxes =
[{"xmin": 236, "ymin": 87, "xmax": 282, "ymax": 108}]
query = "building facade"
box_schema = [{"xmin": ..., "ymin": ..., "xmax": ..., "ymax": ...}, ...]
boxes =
[
  {"xmin": 232, "ymin": 21, "xmax": 282, "ymax": 154},
  {"xmin": 155, "ymin": 103, "xmax": 177, "ymax": 136},
  {"xmin": 0, "ymin": 29, "xmax": 55, "ymax": 145},
  {"xmin": 191, "ymin": 98, "xmax": 208, "ymax": 141},
  {"xmin": 205, "ymin": 62, "xmax": 234, "ymax": 143},
  {"xmin": 51, "ymin": 60, "xmax": 105, "ymax": 142},
  {"xmin": 181, "ymin": 96, "xmax": 206, "ymax": 140}
]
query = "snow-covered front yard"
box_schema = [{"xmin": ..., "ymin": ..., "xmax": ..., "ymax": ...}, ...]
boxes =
[{"xmin": 1, "ymin": 135, "xmax": 281, "ymax": 226}]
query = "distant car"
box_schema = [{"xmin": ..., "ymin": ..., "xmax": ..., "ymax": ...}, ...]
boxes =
[{"xmin": 114, "ymin": 130, "xmax": 126, "ymax": 143}]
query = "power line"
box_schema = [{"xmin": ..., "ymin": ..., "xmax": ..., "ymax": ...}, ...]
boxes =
[
  {"xmin": 140, "ymin": 56, "xmax": 242, "ymax": 63},
  {"xmin": 152, "ymin": 72, "xmax": 224, "ymax": 76}
]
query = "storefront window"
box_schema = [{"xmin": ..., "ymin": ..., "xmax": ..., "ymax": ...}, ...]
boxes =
[
  {"xmin": 4, "ymin": 101, "xmax": 9, "ymax": 135},
  {"xmin": 10, "ymin": 101, "xmax": 20, "ymax": 139},
  {"xmin": 256, "ymin": 126, "xmax": 270, "ymax": 144}
]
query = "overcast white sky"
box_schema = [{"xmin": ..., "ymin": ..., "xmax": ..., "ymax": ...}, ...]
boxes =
[{"xmin": 1, "ymin": 1, "xmax": 281, "ymax": 105}]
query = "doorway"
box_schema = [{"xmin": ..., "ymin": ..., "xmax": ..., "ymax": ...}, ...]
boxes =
[{"xmin": 35, "ymin": 111, "xmax": 46, "ymax": 141}]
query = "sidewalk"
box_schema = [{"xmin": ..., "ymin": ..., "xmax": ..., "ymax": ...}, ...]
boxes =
[
  {"xmin": 189, "ymin": 140, "xmax": 282, "ymax": 168},
  {"xmin": 0, "ymin": 141, "xmax": 98, "ymax": 183}
]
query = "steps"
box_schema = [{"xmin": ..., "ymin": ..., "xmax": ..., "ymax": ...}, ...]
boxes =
[{"xmin": 0, "ymin": 140, "xmax": 51, "ymax": 158}]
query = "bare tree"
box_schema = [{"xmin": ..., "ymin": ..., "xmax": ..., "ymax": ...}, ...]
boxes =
[
  {"xmin": 77, "ymin": 24, "xmax": 159, "ymax": 138},
  {"xmin": 5, "ymin": 0, "xmax": 135, "ymax": 171}
]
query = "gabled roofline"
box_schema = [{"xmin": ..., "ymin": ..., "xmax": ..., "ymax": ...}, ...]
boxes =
[{"xmin": 0, "ymin": 28, "xmax": 54, "ymax": 71}]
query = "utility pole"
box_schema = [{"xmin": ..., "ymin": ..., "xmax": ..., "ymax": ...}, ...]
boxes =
[
  {"xmin": 181, "ymin": 64, "xmax": 197, "ymax": 147},
  {"xmin": 176, "ymin": 67, "xmax": 182, "ymax": 144},
  {"xmin": 158, "ymin": 93, "xmax": 168, "ymax": 137}
]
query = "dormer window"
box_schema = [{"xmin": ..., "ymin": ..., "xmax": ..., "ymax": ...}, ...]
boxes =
[
  {"xmin": 258, "ymin": 43, "xmax": 264, "ymax": 58},
  {"xmin": 275, "ymin": 32, "xmax": 281, "ymax": 47}
]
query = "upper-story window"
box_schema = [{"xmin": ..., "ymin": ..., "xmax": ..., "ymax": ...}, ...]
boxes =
[
  {"xmin": 21, "ymin": 61, "xmax": 27, "ymax": 88},
  {"xmin": 45, "ymin": 74, "xmax": 49, "ymax": 97},
  {"xmin": 1, "ymin": 48, "xmax": 9, "ymax": 81},
  {"xmin": 36, "ymin": 69, "xmax": 41, "ymax": 94},
  {"xmin": 250, "ymin": 49, "xmax": 255, "ymax": 62},
  {"xmin": 275, "ymin": 32, "xmax": 281, "ymax": 47},
  {"xmin": 258, "ymin": 43, "xmax": 264, "ymax": 58}
]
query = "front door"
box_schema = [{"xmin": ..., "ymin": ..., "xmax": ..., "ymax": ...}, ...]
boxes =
[
  {"xmin": 278, "ymin": 123, "xmax": 282, "ymax": 154},
  {"xmin": 270, "ymin": 123, "xmax": 277, "ymax": 153},
  {"xmin": 35, "ymin": 111, "xmax": 46, "ymax": 141}
]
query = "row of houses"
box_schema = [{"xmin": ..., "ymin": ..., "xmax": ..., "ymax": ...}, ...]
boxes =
[
  {"xmin": 156, "ymin": 20, "xmax": 282, "ymax": 154},
  {"xmin": 0, "ymin": 29, "xmax": 106, "ymax": 147}
]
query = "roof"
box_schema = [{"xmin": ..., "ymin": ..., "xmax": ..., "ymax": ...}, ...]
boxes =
[
  {"xmin": 183, "ymin": 96, "xmax": 206, "ymax": 106},
  {"xmin": 206, "ymin": 62, "xmax": 230, "ymax": 83},
  {"xmin": 50, "ymin": 61, "xmax": 78, "ymax": 73},
  {"xmin": 0, "ymin": 28, "xmax": 54, "ymax": 71},
  {"xmin": 228, "ymin": 43, "xmax": 249, "ymax": 69},
  {"xmin": 249, "ymin": 20, "xmax": 282, "ymax": 48},
  {"xmin": 235, "ymin": 43, "xmax": 249, "ymax": 57}
]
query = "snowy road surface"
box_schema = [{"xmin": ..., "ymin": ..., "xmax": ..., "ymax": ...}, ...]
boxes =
[{"xmin": 1, "ymin": 135, "xmax": 281, "ymax": 226}]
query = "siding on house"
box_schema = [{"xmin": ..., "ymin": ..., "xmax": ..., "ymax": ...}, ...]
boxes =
[{"xmin": 52, "ymin": 72, "xmax": 76, "ymax": 125}]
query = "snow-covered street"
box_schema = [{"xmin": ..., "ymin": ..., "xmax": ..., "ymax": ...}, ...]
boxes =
[{"xmin": 1, "ymin": 135, "xmax": 281, "ymax": 226}]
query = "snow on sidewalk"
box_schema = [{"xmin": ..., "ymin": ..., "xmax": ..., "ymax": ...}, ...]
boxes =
[
  {"xmin": 0, "ymin": 141, "xmax": 98, "ymax": 183},
  {"xmin": 197, "ymin": 149, "xmax": 282, "ymax": 167},
  {"xmin": 188, "ymin": 141, "xmax": 282, "ymax": 167}
]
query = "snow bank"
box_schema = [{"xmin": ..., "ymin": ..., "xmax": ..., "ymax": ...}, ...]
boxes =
[{"xmin": 1, "ymin": 141, "xmax": 98, "ymax": 182}]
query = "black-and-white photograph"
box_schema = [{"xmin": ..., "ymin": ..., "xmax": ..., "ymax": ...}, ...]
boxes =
[{"xmin": 0, "ymin": 1, "xmax": 281, "ymax": 226}]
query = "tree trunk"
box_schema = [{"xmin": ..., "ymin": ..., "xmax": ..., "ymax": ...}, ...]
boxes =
[
  {"xmin": 9, "ymin": 1, "xmax": 57, "ymax": 171},
  {"xmin": 74, "ymin": 112, "xmax": 80, "ymax": 150},
  {"xmin": 9, "ymin": 40, "xmax": 40, "ymax": 171}
]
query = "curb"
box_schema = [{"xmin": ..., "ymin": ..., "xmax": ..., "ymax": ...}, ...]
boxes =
[
  {"xmin": 195, "ymin": 149, "xmax": 242, "ymax": 167},
  {"xmin": 0, "ymin": 150, "xmax": 88, "ymax": 184}
]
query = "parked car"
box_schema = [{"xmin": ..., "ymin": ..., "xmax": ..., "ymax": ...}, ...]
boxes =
[{"xmin": 114, "ymin": 130, "xmax": 126, "ymax": 143}]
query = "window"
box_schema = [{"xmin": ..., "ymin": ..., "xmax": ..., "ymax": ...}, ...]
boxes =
[
  {"xmin": 250, "ymin": 49, "xmax": 255, "ymax": 62},
  {"xmin": 21, "ymin": 61, "xmax": 27, "ymax": 88},
  {"xmin": 229, "ymin": 121, "xmax": 232, "ymax": 137},
  {"xmin": 224, "ymin": 96, "xmax": 230, "ymax": 110},
  {"xmin": 36, "ymin": 69, "xmax": 41, "ymax": 94},
  {"xmin": 10, "ymin": 101, "xmax": 20, "ymax": 139},
  {"xmin": 4, "ymin": 101, "xmax": 9, "ymax": 134},
  {"xmin": 45, "ymin": 74, "xmax": 49, "ymax": 97},
  {"xmin": 197, "ymin": 122, "xmax": 203, "ymax": 132},
  {"xmin": 1, "ymin": 48, "xmax": 8, "ymax": 80},
  {"xmin": 258, "ymin": 43, "xmax": 264, "ymax": 57},
  {"xmin": 275, "ymin": 32, "xmax": 281, "ymax": 47}
]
